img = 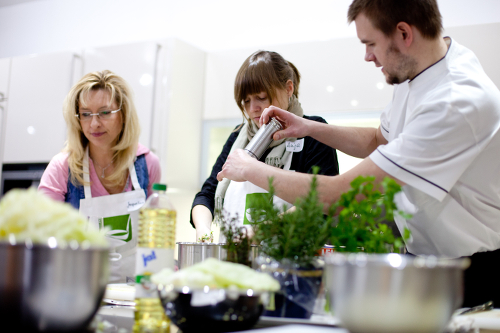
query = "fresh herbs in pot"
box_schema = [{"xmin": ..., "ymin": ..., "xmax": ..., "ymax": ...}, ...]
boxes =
[
  {"xmin": 248, "ymin": 167, "xmax": 332, "ymax": 266},
  {"xmin": 219, "ymin": 214, "xmax": 252, "ymax": 267},
  {"xmin": 329, "ymin": 175, "xmax": 411, "ymax": 253}
]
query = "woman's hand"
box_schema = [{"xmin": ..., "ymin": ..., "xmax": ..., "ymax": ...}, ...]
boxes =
[
  {"xmin": 260, "ymin": 105, "xmax": 310, "ymax": 140},
  {"xmin": 217, "ymin": 149, "xmax": 257, "ymax": 182},
  {"xmin": 192, "ymin": 205, "xmax": 213, "ymax": 242}
]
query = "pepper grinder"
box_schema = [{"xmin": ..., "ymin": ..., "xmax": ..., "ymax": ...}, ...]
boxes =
[{"xmin": 244, "ymin": 118, "xmax": 283, "ymax": 160}]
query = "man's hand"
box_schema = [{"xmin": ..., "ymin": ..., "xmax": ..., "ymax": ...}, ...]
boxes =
[
  {"xmin": 217, "ymin": 149, "xmax": 257, "ymax": 182},
  {"xmin": 260, "ymin": 105, "xmax": 309, "ymax": 140}
]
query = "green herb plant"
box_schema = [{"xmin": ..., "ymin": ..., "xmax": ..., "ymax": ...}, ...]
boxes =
[
  {"xmin": 248, "ymin": 167, "xmax": 332, "ymax": 266},
  {"xmin": 219, "ymin": 214, "xmax": 252, "ymax": 267},
  {"xmin": 329, "ymin": 175, "xmax": 411, "ymax": 253}
]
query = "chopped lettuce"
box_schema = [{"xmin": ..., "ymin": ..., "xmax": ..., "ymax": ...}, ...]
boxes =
[
  {"xmin": 0, "ymin": 188, "xmax": 107, "ymax": 247},
  {"xmin": 151, "ymin": 258, "xmax": 280, "ymax": 292}
]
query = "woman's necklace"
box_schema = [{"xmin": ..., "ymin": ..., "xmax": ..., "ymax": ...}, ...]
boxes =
[{"xmin": 92, "ymin": 159, "xmax": 113, "ymax": 178}]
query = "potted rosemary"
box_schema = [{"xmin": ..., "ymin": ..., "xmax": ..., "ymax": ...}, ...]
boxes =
[
  {"xmin": 247, "ymin": 169, "xmax": 410, "ymax": 319},
  {"xmin": 247, "ymin": 167, "xmax": 332, "ymax": 319},
  {"xmin": 219, "ymin": 214, "xmax": 252, "ymax": 267}
]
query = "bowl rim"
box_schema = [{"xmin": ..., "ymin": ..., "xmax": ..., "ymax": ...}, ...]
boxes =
[
  {"xmin": 324, "ymin": 252, "xmax": 470, "ymax": 269},
  {"xmin": 157, "ymin": 284, "xmax": 270, "ymax": 296},
  {"xmin": 0, "ymin": 240, "xmax": 110, "ymax": 252},
  {"xmin": 176, "ymin": 242, "xmax": 226, "ymax": 246}
]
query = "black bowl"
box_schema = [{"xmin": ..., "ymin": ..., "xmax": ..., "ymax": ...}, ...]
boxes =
[{"xmin": 158, "ymin": 287, "xmax": 264, "ymax": 332}]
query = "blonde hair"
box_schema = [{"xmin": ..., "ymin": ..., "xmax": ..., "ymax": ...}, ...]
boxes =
[{"xmin": 62, "ymin": 70, "xmax": 141, "ymax": 188}]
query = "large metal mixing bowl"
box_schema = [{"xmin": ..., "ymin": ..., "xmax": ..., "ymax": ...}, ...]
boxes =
[
  {"xmin": 325, "ymin": 253, "xmax": 470, "ymax": 333},
  {"xmin": 0, "ymin": 241, "xmax": 109, "ymax": 332}
]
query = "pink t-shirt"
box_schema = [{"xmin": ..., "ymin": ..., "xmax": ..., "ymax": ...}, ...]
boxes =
[{"xmin": 38, "ymin": 143, "xmax": 161, "ymax": 201}]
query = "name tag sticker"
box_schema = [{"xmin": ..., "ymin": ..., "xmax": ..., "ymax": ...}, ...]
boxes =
[
  {"xmin": 127, "ymin": 198, "xmax": 145, "ymax": 212},
  {"xmin": 286, "ymin": 138, "xmax": 304, "ymax": 152}
]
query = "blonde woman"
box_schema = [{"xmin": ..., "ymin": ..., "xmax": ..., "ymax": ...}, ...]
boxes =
[{"xmin": 39, "ymin": 70, "xmax": 161, "ymax": 282}]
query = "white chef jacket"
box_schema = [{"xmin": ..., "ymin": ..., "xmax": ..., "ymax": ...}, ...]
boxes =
[{"xmin": 370, "ymin": 37, "xmax": 500, "ymax": 258}]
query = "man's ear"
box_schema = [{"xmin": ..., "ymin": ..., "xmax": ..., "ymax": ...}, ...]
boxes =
[{"xmin": 395, "ymin": 22, "xmax": 414, "ymax": 48}]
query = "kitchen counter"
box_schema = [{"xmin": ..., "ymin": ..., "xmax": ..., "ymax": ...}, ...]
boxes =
[{"xmin": 93, "ymin": 305, "xmax": 343, "ymax": 333}]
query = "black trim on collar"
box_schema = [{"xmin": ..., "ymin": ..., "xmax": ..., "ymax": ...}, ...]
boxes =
[
  {"xmin": 376, "ymin": 148, "xmax": 448, "ymax": 194},
  {"xmin": 409, "ymin": 37, "xmax": 452, "ymax": 83},
  {"xmin": 381, "ymin": 124, "xmax": 389, "ymax": 133}
]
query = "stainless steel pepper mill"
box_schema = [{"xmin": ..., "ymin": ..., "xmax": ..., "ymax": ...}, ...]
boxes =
[{"xmin": 244, "ymin": 117, "xmax": 283, "ymax": 160}]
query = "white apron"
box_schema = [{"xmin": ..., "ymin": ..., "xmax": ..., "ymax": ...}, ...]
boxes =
[
  {"xmin": 221, "ymin": 153, "xmax": 294, "ymax": 243},
  {"xmin": 79, "ymin": 148, "xmax": 146, "ymax": 283}
]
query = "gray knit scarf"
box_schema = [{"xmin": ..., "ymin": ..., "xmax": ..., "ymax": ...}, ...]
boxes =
[{"xmin": 213, "ymin": 95, "xmax": 304, "ymax": 224}]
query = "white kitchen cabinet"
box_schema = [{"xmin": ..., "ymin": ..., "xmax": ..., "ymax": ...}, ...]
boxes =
[
  {"xmin": 82, "ymin": 42, "xmax": 161, "ymax": 150},
  {"xmin": 3, "ymin": 52, "xmax": 80, "ymax": 163},
  {"xmin": 0, "ymin": 58, "xmax": 11, "ymax": 191}
]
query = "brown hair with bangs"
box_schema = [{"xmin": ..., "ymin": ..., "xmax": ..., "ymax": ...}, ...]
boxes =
[
  {"xmin": 234, "ymin": 50, "xmax": 300, "ymax": 118},
  {"xmin": 347, "ymin": 0, "xmax": 443, "ymax": 40}
]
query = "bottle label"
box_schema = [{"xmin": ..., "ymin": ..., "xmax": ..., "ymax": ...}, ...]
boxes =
[
  {"xmin": 135, "ymin": 248, "xmax": 174, "ymax": 274},
  {"xmin": 135, "ymin": 247, "xmax": 174, "ymax": 298}
]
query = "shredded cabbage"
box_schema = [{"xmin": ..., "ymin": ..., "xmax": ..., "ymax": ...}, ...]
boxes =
[
  {"xmin": 0, "ymin": 188, "xmax": 107, "ymax": 247},
  {"xmin": 151, "ymin": 258, "xmax": 280, "ymax": 292}
]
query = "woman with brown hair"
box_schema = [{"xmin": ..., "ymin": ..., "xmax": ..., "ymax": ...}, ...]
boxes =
[{"xmin": 190, "ymin": 50, "xmax": 339, "ymax": 242}]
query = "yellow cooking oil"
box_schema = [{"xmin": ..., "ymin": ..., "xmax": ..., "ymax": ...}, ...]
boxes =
[{"xmin": 133, "ymin": 184, "xmax": 176, "ymax": 333}]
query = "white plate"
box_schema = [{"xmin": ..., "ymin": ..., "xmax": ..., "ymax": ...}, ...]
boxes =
[{"xmin": 104, "ymin": 283, "xmax": 135, "ymax": 302}]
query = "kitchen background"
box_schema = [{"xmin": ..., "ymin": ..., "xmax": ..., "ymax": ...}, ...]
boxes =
[{"xmin": 0, "ymin": 0, "xmax": 499, "ymax": 255}]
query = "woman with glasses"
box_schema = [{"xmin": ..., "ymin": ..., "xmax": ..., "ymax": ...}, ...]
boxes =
[{"xmin": 39, "ymin": 70, "xmax": 161, "ymax": 282}]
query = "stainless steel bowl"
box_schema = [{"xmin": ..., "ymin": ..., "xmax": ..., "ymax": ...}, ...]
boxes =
[
  {"xmin": 177, "ymin": 242, "xmax": 227, "ymax": 269},
  {"xmin": 325, "ymin": 253, "xmax": 470, "ymax": 333},
  {"xmin": 0, "ymin": 241, "xmax": 109, "ymax": 332}
]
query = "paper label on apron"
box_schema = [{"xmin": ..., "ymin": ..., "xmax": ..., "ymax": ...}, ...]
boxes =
[
  {"xmin": 127, "ymin": 198, "xmax": 146, "ymax": 212},
  {"xmin": 286, "ymin": 138, "xmax": 304, "ymax": 152}
]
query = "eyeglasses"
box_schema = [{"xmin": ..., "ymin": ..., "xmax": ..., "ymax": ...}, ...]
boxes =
[{"xmin": 75, "ymin": 108, "xmax": 121, "ymax": 121}]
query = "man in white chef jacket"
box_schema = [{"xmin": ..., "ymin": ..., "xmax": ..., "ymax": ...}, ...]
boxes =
[{"xmin": 217, "ymin": 0, "xmax": 500, "ymax": 308}]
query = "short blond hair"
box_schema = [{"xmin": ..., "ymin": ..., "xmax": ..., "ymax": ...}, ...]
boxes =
[{"xmin": 62, "ymin": 70, "xmax": 140, "ymax": 187}]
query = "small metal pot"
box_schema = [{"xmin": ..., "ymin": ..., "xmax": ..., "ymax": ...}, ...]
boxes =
[
  {"xmin": 177, "ymin": 243, "xmax": 261, "ymax": 269},
  {"xmin": 177, "ymin": 242, "xmax": 227, "ymax": 269}
]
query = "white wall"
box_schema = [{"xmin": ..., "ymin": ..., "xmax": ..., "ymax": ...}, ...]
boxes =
[
  {"xmin": 204, "ymin": 22, "xmax": 500, "ymax": 121},
  {"xmin": 160, "ymin": 39, "xmax": 206, "ymax": 250}
]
